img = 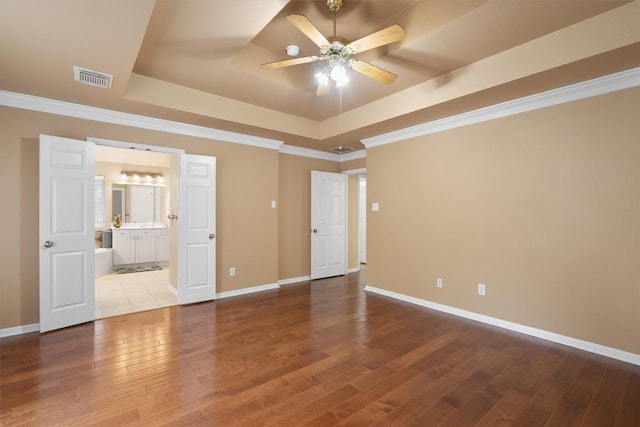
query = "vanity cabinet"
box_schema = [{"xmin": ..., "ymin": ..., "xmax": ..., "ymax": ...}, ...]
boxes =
[
  {"xmin": 113, "ymin": 228, "xmax": 170, "ymax": 265},
  {"xmin": 112, "ymin": 229, "xmax": 135, "ymax": 265},
  {"xmin": 155, "ymin": 229, "xmax": 170, "ymax": 262},
  {"xmin": 131, "ymin": 230, "xmax": 156, "ymax": 263}
]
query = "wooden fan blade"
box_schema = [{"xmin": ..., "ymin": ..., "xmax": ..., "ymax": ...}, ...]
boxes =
[
  {"xmin": 261, "ymin": 55, "xmax": 318, "ymax": 70},
  {"xmin": 349, "ymin": 59, "xmax": 397, "ymax": 84},
  {"xmin": 316, "ymin": 79, "xmax": 331, "ymax": 96},
  {"xmin": 346, "ymin": 24, "xmax": 406, "ymax": 54},
  {"xmin": 287, "ymin": 15, "xmax": 330, "ymax": 49}
]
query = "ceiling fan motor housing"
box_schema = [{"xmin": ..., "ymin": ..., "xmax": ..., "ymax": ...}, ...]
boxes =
[{"xmin": 322, "ymin": 36, "xmax": 351, "ymax": 62}]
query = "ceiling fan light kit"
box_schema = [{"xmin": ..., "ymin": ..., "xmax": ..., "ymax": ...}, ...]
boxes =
[{"xmin": 261, "ymin": 0, "xmax": 405, "ymax": 96}]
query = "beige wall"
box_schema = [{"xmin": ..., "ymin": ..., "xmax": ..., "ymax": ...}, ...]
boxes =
[
  {"xmin": 367, "ymin": 88, "xmax": 640, "ymax": 354},
  {"xmin": 278, "ymin": 153, "xmax": 340, "ymax": 280},
  {"xmin": 0, "ymin": 107, "xmax": 281, "ymax": 328},
  {"xmin": 340, "ymin": 157, "xmax": 366, "ymax": 172},
  {"xmin": 2, "ymin": 87, "xmax": 638, "ymax": 357}
]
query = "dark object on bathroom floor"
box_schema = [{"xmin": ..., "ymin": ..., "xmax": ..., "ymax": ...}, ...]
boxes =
[{"xmin": 115, "ymin": 265, "xmax": 162, "ymax": 274}]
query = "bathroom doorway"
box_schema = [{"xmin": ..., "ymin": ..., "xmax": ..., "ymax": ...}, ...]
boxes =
[
  {"xmin": 94, "ymin": 144, "xmax": 177, "ymax": 318},
  {"xmin": 40, "ymin": 134, "xmax": 217, "ymax": 331}
]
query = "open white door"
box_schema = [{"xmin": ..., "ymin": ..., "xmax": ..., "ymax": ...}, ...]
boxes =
[
  {"xmin": 178, "ymin": 154, "xmax": 216, "ymax": 304},
  {"xmin": 311, "ymin": 171, "xmax": 347, "ymax": 280},
  {"xmin": 39, "ymin": 135, "xmax": 95, "ymax": 332}
]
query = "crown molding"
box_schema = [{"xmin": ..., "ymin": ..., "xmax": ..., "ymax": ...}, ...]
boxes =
[
  {"xmin": 339, "ymin": 149, "xmax": 366, "ymax": 162},
  {"xmin": 0, "ymin": 90, "xmax": 367, "ymax": 162},
  {"xmin": 362, "ymin": 67, "xmax": 640, "ymax": 149},
  {"xmin": 279, "ymin": 144, "xmax": 340, "ymax": 161},
  {"xmin": 279, "ymin": 144, "xmax": 367, "ymax": 162},
  {"xmin": 0, "ymin": 91, "xmax": 284, "ymax": 151}
]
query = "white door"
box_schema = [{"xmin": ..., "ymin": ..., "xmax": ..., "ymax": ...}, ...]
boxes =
[
  {"xmin": 39, "ymin": 135, "xmax": 95, "ymax": 332},
  {"xmin": 358, "ymin": 175, "xmax": 367, "ymax": 264},
  {"xmin": 178, "ymin": 154, "xmax": 216, "ymax": 304},
  {"xmin": 310, "ymin": 171, "xmax": 347, "ymax": 280}
]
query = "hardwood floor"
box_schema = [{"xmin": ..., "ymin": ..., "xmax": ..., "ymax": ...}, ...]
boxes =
[{"xmin": 1, "ymin": 268, "xmax": 639, "ymax": 426}]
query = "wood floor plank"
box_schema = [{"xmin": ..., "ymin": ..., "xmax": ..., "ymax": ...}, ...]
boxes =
[
  {"xmin": 613, "ymin": 369, "xmax": 640, "ymax": 427},
  {"xmin": 1, "ymin": 268, "xmax": 639, "ymax": 426},
  {"xmin": 579, "ymin": 361, "xmax": 629, "ymax": 427}
]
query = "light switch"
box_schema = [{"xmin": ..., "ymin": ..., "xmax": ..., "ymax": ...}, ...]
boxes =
[
  {"xmin": 271, "ymin": 200, "xmax": 277, "ymax": 209},
  {"xmin": 371, "ymin": 202, "xmax": 380, "ymax": 212}
]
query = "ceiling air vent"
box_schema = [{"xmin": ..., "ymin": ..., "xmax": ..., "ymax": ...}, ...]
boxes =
[
  {"xmin": 331, "ymin": 146, "xmax": 354, "ymax": 154},
  {"xmin": 73, "ymin": 66, "xmax": 113, "ymax": 89}
]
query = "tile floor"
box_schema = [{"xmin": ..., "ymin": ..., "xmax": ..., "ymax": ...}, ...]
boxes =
[{"xmin": 95, "ymin": 267, "xmax": 177, "ymax": 318}]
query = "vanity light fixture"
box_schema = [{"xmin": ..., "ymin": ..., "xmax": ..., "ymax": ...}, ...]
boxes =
[{"xmin": 119, "ymin": 170, "xmax": 165, "ymax": 186}]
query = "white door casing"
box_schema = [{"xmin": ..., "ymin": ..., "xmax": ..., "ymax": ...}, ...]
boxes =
[
  {"xmin": 358, "ymin": 175, "xmax": 367, "ymax": 264},
  {"xmin": 310, "ymin": 171, "xmax": 347, "ymax": 280},
  {"xmin": 39, "ymin": 135, "xmax": 95, "ymax": 333},
  {"xmin": 178, "ymin": 154, "xmax": 216, "ymax": 304}
]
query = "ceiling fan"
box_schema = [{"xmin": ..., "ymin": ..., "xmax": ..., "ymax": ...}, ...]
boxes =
[{"xmin": 261, "ymin": 0, "xmax": 406, "ymax": 96}]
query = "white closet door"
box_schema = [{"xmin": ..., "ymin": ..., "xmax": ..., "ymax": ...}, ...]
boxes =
[{"xmin": 310, "ymin": 171, "xmax": 347, "ymax": 280}]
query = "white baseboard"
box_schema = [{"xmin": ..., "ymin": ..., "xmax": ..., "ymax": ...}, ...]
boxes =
[
  {"xmin": 348, "ymin": 266, "xmax": 361, "ymax": 274},
  {"xmin": 0, "ymin": 323, "xmax": 40, "ymax": 338},
  {"xmin": 167, "ymin": 283, "xmax": 177, "ymax": 296},
  {"xmin": 278, "ymin": 275, "xmax": 311, "ymax": 286},
  {"xmin": 0, "ymin": 283, "xmax": 278, "ymax": 338},
  {"xmin": 216, "ymin": 283, "xmax": 279, "ymax": 300},
  {"xmin": 365, "ymin": 285, "xmax": 640, "ymax": 366}
]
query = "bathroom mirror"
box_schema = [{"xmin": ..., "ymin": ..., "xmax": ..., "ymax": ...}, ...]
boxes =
[{"xmin": 112, "ymin": 184, "xmax": 167, "ymax": 224}]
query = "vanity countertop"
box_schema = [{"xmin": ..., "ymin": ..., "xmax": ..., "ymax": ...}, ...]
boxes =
[{"xmin": 112, "ymin": 223, "xmax": 169, "ymax": 230}]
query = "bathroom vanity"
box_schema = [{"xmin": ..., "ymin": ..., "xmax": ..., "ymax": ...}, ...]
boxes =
[{"xmin": 112, "ymin": 224, "xmax": 170, "ymax": 265}]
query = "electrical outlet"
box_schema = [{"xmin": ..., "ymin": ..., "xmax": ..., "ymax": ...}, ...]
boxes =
[
  {"xmin": 477, "ymin": 283, "xmax": 486, "ymax": 296},
  {"xmin": 229, "ymin": 267, "xmax": 236, "ymax": 277},
  {"xmin": 436, "ymin": 277, "xmax": 443, "ymax": 288}
]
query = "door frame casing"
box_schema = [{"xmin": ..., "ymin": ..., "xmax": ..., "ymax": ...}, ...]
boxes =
[{"xmin": 341, "ymin": 168, "xmax": 367, "ymax": 270}]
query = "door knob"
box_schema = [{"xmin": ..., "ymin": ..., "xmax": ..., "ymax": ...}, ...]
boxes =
[
  {"xmin": 44, "ymin": 240, "xmax": 54, "ymax": 248},
  {"xmin": 209, "ymin": 233, "xmax": 215, "ymax": 240},
  {"xmin": 312, "ymin": 229, "xmax": 318, "ymax": 233}
]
